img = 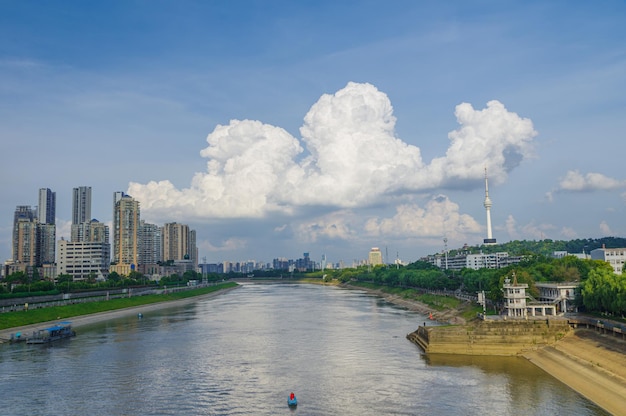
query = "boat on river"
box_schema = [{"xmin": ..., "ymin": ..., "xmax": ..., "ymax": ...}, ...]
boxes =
[
  {"xmin": 288, "ymin": 392, "xmax": 297, "ymax": 407},
  {"xmin": 26, "ymin": 322, "xmax": 76, "ymax": 344}
]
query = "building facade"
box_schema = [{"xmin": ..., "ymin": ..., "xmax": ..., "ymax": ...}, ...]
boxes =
[
  {"xmin": 71, "ymin": 186, "xmax": 92, "ymax": 242},
  {"xmin": 37, "ymin": 188, "xmax": 57, "ymax": 264},
  {"xmin": 57, "ymin": 239, "xmax": 110, "ymax": 281},
  {"xmin": 112, "ymin": 193, "xmax": 140, "ymax": 272},
  {"xmin": 368, "ymin": 247, "xmax": 383, "ymax": 266},
  {"xmin": 162, "ymin": 222, "xmax": 197, "ymax": 268},
  {"xmin": 590, "ymin": 246, "xmax": 626, "ymax": 274},
  {"xmin": 12, "ymin": 206, "xmax": 38, "ymax": 265},
  {"xmin": 38, "ymin": 188, "xmax": 56, "ymax": 225},
  {"xmin": 139, "ymin": 220, "xmax": 162, "ymax": 265}
]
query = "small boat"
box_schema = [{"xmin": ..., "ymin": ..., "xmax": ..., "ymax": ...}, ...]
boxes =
[
  {"xmin": 288, "ymin": 392, "xmax": 297, "ymax": 407},
  {"xmin": 9, "ymin": 331, "xmax": 25, "ymax": 343},
  {"xmin": 26, "ymin": 322, "xmax": 76, "ymax": 344}
]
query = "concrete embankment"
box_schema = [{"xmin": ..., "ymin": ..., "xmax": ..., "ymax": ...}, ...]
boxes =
[
  {"xmin": 407, "ymin": 319, "xmax": 571, "ymax": 356},
  {"xmin": 523, "ymin": 330, "xmax": 626, "ymax": 416},
  {"xmin": 408, "ymin": 321, "xmax": 626, "ymax": 415}
]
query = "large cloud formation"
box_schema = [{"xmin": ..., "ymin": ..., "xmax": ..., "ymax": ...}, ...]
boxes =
[{"xmin": 128, "ymin": 82, "xmax": 537, "ymax": 221}]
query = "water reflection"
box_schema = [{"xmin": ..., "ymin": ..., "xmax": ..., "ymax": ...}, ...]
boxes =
[{"xmin": 0, "ymin": 283, "xmax": 608, "ymax": 416}]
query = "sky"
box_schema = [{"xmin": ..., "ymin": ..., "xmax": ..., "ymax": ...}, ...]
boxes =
[{"xmin": 1, "ymin": 1, "xmax": 625, "ymax": 267}]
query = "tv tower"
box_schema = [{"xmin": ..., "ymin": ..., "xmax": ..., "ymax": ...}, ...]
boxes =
[{"xmin": 483, "ymin": 167, "xmax": 496, "ymax": 245}]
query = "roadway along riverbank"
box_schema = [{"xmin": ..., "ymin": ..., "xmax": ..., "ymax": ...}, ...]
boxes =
[{"xmin": 0, "ymin": 285, "xmax": 239, "ymax": 342}]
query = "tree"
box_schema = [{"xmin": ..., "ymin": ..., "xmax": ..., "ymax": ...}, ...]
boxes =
[{"xmin": 582, "ymin": 267, "xmax": 626, "ymax": 315}]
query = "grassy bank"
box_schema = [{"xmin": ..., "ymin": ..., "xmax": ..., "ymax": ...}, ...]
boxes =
[
  {"xmin": 0, "ymin": 282, "xmax": 237, "ymax": 330},
  {"xmin": 347, "ymin": 281, "xmax": 481, "ymax": 322}
]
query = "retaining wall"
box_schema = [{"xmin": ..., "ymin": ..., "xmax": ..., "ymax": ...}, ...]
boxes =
[{"xmin": 407, "ymin": 319, "xmax": 571, "ymax": 356}]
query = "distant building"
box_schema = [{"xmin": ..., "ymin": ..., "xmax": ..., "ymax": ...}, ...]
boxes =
[
  {"xmin": 38, "ymin": 223, "xmax": 56, "ymax": 265},
  {"xmin": 590, "ymin": 246, "xmax": 626, "ymax": 274},
  {"xmin": 38, "ymin": 188, "xmax": 56, "ymax": 225},
  {"xmin": 37, "ymin": 188, "xmax": 57, "ymax": 264},
  {"xmin": 139, "ymin": 220, "xmax": 162, "ymax": 265},
  {"xmin": 368, "ymin": 247, "xmax": 383, "ymax": 266},
  {"xmin": 12, "ymin": 206, "xmax": 38, "ymax": 266},
  {"xmin": 295, "ymin": 252, "xmax": 313, "ymax": 271},
  {"xmin": 72, "ymin": 219, "xmax": 109, "ymax": 244},
  {"xmin": 424, "ymin": 251, "xmax": 524, "ymax": 271},
  {"xmin": 57, "ymin": 239, "xmax": 110, "ymax": 281},
  {"xmin": 111, "ymin": 193, "xmax": 140, "ymax": 274},
  {"xmin": 162, "ymin": 222, "xmax": 197, "ymax": 269}
]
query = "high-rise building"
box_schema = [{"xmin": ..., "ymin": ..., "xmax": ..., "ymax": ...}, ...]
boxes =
[
  {"xmin": 72, "ymin": 186, "xmax": 92, "ymax": 225},
  {"xmin": 38, "ymin": 188, "xmax": 56, "ymax": 225},
  {"xmin": 368, "ymin": 247, "xmax": 383, "ymax": 266},
  {"xmin": 37, "ymin": 188, "xmax": 56, "ymax": 263},
  {"xmin": 73, "ymin": 219, "xmax": 109, "ymax": 244},
  {"xmin": 38, "ymin": 223, "xmax": 56, "ymax": 264},
  {"xmin": 162, "ymin": 222, "xmax": 192, "ymax": 262},
  {"xmin": 12, "ymin": 206, "xmax": 38, "ymax": 265},
  {"xmin": 112, "ymin": 193, "xmax": 140, "ymax": 274},
  {"xmin": 111, "ymin": 191, "xmax": 127, "ymax": 265},
  {"xmin": 71, "ymin": 186, "xmax": 92, "ymax": 242},
  {"xmin": 139, "ymin": 220, "xmax": 162, "ymax": 265}
]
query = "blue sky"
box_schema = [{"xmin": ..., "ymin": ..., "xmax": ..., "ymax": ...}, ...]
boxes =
[{"xmin": 1, "ymin": 1, "xmax": 625, "ymax": 267}]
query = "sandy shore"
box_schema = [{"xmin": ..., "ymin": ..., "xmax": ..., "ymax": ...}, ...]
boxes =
[{"xmin": 0, "ymin": 286, "xmax": 239, "ymax": 342}]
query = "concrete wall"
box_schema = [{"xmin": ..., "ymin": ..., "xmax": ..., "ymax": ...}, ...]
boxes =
[{"xmin": 407, "ymin": 320, "xmax": 571, "ymax": 356}]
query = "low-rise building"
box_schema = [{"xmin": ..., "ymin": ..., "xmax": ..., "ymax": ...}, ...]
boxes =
[
  {"xmin": 535, "ymin": 282, "xmax": 578, "ymax": 313},
  {"xmin": 58, "ymin": 239, "xmax": 110, "ymax": 281},
  {"xmin": 590, "ymin": 246, "xmax": 626, "ymax": 274}
]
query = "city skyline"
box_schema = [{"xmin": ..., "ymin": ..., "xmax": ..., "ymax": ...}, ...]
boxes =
[{"xmin": 1, "ymin": 2, "xmax": 625, "ymax": 267}]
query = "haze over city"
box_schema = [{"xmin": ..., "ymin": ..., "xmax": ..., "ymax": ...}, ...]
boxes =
[{"xmin": 1, "ymin": 1, "xmax": 625, "ymax": 266}]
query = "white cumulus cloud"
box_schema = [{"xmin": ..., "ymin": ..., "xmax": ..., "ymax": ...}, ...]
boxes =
[
  {"xmin": 129, "ymin": 82, "xmax": 538, "ymax": 223},
  {"xmin": 558, "ymin": 170, "xmax": 626, "ymax": 192},
  {"xmin": 599, "ymin": 220, "xmax": 613, "ymax": 236},
  {"xmin": 364, "ymin": 195, "xmax": 482, "ymax": 239}
]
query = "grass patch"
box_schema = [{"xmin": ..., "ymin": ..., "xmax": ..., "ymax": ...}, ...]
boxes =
[
  {"xmin": 348, "ymin": 281, "xmax": 460, "ymax": 310},
  {"xmin": 0, "ymin": 282, "xmax": 237, "ymax": 330}
]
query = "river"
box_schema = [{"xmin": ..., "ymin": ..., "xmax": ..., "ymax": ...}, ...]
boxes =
[{"xmin": 0, "ymin": 283, "xmax": 607, "ymax": 415}]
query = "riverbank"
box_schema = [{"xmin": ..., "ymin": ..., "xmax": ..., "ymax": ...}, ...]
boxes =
[
  {"xmin": 524, "ymin": 329, "xmax": 626, "ymax": 415},
  {"xmin": 345, "ymin": 283, "xmax": 626, "ymax": 414},
  {"xmin": 0, "ymin": 285, "xmax": 239, "ymax": 342},
  {"xmin": 341, "ymin": 283, "xmax": 467, "ymax": 324}
]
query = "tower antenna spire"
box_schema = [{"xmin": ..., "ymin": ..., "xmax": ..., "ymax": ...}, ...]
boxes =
[{"xmin": 483, "ymin": 166, "xmax": 496, "ymax": 245}]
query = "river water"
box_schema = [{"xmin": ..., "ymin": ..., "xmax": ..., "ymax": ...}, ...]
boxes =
[{"xmin": 0, "ymin": 283, "xmax": 607, "ymax": 415}]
